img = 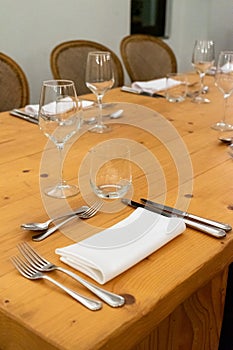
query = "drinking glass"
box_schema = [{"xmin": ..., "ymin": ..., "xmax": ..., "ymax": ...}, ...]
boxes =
[
  {"xmin": 191, "ymin": 40, "xmax": 215, "ymax": 103},
  {"xmin": 212, "ymin": 51, "xmax": 233, "ymax": 131},
  {"xmin": 90, "ymin": 141, "xmax": 132, "ymax": 199},
  {"xmin": 85, "ymin": 51, "xmax": 114, "ymax": 133},
  {"xmin": 38, "ymin": 80, "xmax": 81, "ymax": 198}
]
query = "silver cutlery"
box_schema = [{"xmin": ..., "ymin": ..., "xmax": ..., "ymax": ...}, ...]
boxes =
[
  {"xmin": 140, "ymin": 198, "xmax": 232, "ymax": 232},
  {"xmin": 18, "ymin": 242, "xmax": 125, "ymax": 308},
  {"xmin": 31, "ymin": 201, "xmax": 103, "ymax": 241},
  {"xmin": 11, "ymin": 255, "xmax": 102, "ymax": 311},
  {"xmin": 10, "ymin": 110, "xmax": 38, "ymax": 124},
  {"xmin": 85, "ymin": 109, "xmax": 123, "ymax": 124},
  {"xmin": 21, "ymin": 205, "xmax": 89, "ymax": 231},
  {"xmin": 122, "ymin": 199, "xmax": 227, "ymax": 239}
]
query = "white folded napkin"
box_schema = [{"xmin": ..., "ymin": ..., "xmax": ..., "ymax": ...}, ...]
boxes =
[
  {"xmin": 25, "ymin": 100, "xmax": 94, "ymax": 117},
  {"xmin": 55, "ymin": 208, "xmax": 185, "ymax": 284},
  {"xmin": 132, "ymin": 78, "xmax": 180, "ymax": 94}
]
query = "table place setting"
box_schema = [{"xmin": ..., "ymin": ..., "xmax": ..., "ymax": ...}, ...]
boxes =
[
  {"xmin": 9, "ymin": 99, "xmax": 95, "ymax": 125},
  {"xmin": 121, "ymin": 77, "xmax": 179, "ymax": 98},
  {"xmin": 121, "ymin": 75, "xmax": 188, "ymax": 102},
  {"xmin": 55, "ymin": 207, "xmax": 186, "ymax": 284}
]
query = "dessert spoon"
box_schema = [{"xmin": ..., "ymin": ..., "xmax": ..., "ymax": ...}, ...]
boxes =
[
  {"xmin": 85, "ymin": 109, "xmax": 123, "ymax": 124},
  {"xmin": 21, "ymin": 206, "xmax": 88, "ymax": 231}
]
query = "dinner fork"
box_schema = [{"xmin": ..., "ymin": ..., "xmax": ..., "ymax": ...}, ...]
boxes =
[
  {"xmin": 32, "ymin": 200, "xmax": 103, "ymax": 242},
  {"xmin": 17, "ymin": 242, "xmax": 125, "ymax": 308},
  {"xmin": 11, "ymin": 255, "xmax": 102, "ymax": 311}
]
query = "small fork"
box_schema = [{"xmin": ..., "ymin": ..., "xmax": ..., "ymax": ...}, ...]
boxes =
[
  {"xmin": 11, "ymin": 255, "xmax": 102, "ymax": 311},
  {"xmin": 32, "ymin": 200, "xmax": 103, "ymax": 242},
  {"xmin": 18, "ymin": 242, "xmax": 125, "ymax": 307}
]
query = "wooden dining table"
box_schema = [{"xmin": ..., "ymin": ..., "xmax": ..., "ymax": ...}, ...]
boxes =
[{"xmin": 1, "ymin": 74, "xmax": 233, "ymax": 350}]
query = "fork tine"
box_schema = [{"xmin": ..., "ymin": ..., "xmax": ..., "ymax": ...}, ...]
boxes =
[
  {"xmin": 18, "ymin": 242, "xmax": 48, "ymax": 266},
  {"xmin": 11, "ymin": 255, "xmax": 35, "ymax": 278},
  {"xmin": 79, "ymin": 200, "xmax": 103, "ymax": 218}
]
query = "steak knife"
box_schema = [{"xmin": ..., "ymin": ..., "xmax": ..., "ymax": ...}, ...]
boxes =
[
  {"xmin": 122, "ymin": 199, "xmax": 226, "ymax": 239},
  {"xmin": 140, "ymin": 198, "xmax": 232, "ymax": 232}
]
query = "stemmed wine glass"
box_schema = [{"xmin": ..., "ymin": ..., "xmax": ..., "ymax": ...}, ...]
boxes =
[
  {"xmin": 212, "ymin": 51, "xmax": 233, "ymax": 131},
  {"xmin": 38, "ymin": 80, "xmax": 81, "ymax": 198},
  {"xmin": 85, "ymin": 51, "xmax": 114, "ymax": 133},
  {"xmin": 191, "ymin": 40, "xmax": 215, "ymax": 103}
]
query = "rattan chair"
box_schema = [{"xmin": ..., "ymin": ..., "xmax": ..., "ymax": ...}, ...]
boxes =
[
  {"xmin": 0, "ymin": 52, "xmax": 30, "ymax": 112},
  {"xmin": 50, "ymin": 40, "xmax": 124, "ymax": 95},
  {"xmin": 120, "ymin": 34, "xmax": 177, "ymax": 82}
]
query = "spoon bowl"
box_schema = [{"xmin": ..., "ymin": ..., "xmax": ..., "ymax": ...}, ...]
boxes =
[{"xmin": 219, "ymin": 137, "xmax": 233, "ymax": 144}]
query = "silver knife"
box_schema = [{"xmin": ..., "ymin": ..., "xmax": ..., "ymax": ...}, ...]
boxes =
[
  {"xmin": 121, "ymin": 86, "xmax": 165, "ymax": 98},
  {"xmin": 10, "ymin": 110, "xmax": 38, "ymax": 124},
  {"xmin": 122, "ymin": 199, "xmax": 226, "ymax": 239},
  {"xmin": 140, "ymin": 198, "xmax": 232, "ymax": 232}
]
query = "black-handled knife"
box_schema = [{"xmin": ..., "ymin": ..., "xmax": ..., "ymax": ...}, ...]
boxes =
[
  {"xmin": 122, "ymin": 199, "xmax": 226, "ymax": 239},
  {"xmin": 140, "ymin": 198, "xmax": 232, "ymax": 232},
  {"xmin": 121, "ymin": 86, "xmax": 165, "ymax": 98},
  {"xmin": 10, "ymin": 110, "xmax": 38, "ymax": 124}
]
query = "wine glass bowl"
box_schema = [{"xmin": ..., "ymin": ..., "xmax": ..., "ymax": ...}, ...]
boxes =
[
  {"xmin": 212, "ymin": 51, "xmax": 233, "ymax": 131},
  {"xmin": 85, "ymin": 51, "xmax": 114, "ymax": 133},
  {"xmin": 38, "ymin": 80, "xmax": 81, "ymax": 198},
  {"xmin": 191, "ymin": 40, "xmax": 215, "ymax": 103}
]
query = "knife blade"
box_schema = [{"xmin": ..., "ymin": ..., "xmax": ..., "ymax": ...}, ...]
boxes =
[
  {"xmin": 140, "ymin": 198, "xmax": 232, "ymax": 232},
  {"xmin": 121, "ymin": 86, "xmax": 165, "ymax": 98},
  {"xmin": 122, "ymin": 199, "xmax": 226, "ymax": 239},
  {"xmin": 10, "ymin": 111, "xmax": 38, "ymax": 124}
]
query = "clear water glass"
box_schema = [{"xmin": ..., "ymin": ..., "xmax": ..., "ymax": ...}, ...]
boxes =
[{"xmin": 90, "ymin": 141, "xmax": 132, "ymax": 199}]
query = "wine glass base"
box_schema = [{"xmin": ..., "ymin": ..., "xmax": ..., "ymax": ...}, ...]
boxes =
[
  {"xmin": 44, "ymin": 184, "xmax": 79, "ymax": 199},
  {"xmin": 211, "ymin": 122, "xmax": 233, "ymax": 131},
  {"xmin": 88, "ymin": 123, "xmax": 111, "ymax": 134}
]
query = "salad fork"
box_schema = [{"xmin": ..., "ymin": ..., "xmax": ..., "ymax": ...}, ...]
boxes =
[
  {"xmin": 32, "ymin": 200, "xmax": 103, "ymax": 242},
  {"xmin": 11, "ymin": 255, "xmax": 102, "ymax": 311},
  {"xmin": 17, "ymin": 242, "xmax": 125, "ymax": 308}
]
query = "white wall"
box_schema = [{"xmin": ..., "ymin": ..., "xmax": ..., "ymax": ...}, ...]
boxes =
[
  {"xmin": 166, "ymin": 0, "xmax": 233, "ymax": 73},
  {"xmin": 1, "ymin": 0, "xmax": 130, "ymax": 103},
  {"xmin": 1, "ymin": 0, "xmax": 232, "ymax": 103}
]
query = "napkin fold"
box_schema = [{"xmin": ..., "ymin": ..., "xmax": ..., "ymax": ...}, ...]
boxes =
[
  {"xmin": 55, "ymin": 208, "xmax": 185, "ymax": 284},
  {"xmin": 25, "ymin": 100, "xmax": 94, "ymax": 117},
  {"xmin": 132, "ymin": 78, "xmax": 180, "ymax": 94}
]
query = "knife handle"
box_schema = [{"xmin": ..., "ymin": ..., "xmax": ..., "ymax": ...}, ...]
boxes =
[
  {"xmin": 184, "ymin": 218, "xmax": 226, "ymax": 238},
  {"xmin": 186, "ymin": 213, "xmax": 232, "ymax": 232}
]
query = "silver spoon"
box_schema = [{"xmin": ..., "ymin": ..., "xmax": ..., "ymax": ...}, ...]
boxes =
[
  {"xmin": 21, "ymin": 206, "xmax": 88, "ymax": 231},
  {"xmin": 219, "ymin": 136, "xmax": 233, "ymax": 144},
  {"xmin": 85, "ymin": 109, "xmax": 123, "ymax": 124}
]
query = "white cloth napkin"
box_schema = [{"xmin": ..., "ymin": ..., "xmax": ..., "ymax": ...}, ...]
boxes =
[
  {"xmin": 25, "ymin": 100, "xmax": 94, "ymax": 117},
  {"xmin": 55, "ymin": 208, "xmax": 185, "ymax": 284},
  {"xmin": 132, "ymin": 78, "xmax": 180, "ymax": 94}
]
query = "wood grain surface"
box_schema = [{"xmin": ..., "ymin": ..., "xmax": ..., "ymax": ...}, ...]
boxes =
[{"xmin": 1, "ymin": 74, "xmax": 233, "ymax": 349}]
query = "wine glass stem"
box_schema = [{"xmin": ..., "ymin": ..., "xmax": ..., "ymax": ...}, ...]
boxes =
[
  {"xmin": 200, "ymin": 73, "xmax": 205, "ymax": 94},
  {"xmin": 97, "ymin": 95, "xmax": 103, "ymax": 126},
  {"xmin": 222, "ymin": 94, "xmax": 229, "ymax": 123},
  {"xmin": 57, "ymin": 144, "xmax": 66, "ymax": 187}
]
